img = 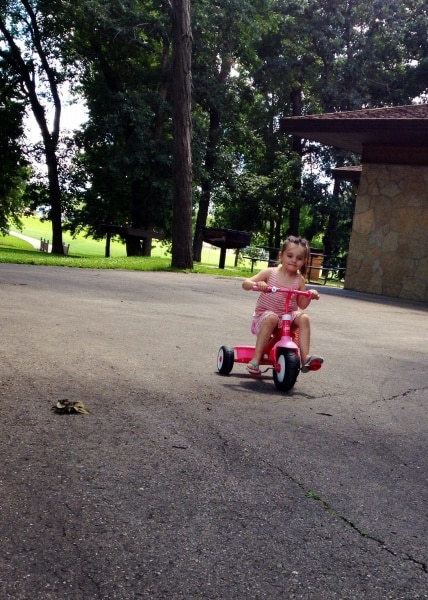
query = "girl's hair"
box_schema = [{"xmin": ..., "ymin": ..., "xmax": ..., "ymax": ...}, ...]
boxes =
[{"xmin": 281, "ymin": 235, "xmax": 310, "ymax": 276}]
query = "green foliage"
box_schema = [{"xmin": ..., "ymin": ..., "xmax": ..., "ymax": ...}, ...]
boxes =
[
  {"xmin": 56, "ymin": 0, "xmax": 174, "ymax": 247},
  {"xmin": 0, "ymin": 71, "xmax": 30, "ymax": 232},
  {"xmin": 208, "ymin": 0, "xmax": 427, "ymax": 253},
  {"xmin": 0, "ymin": 0, "xmax": 75, "ymax": 253},
  {"xmin": 303, "ymin": 0, "xmax": 427, "ymax": 110},
  {"xmin": 0, "ymin": 243, "xmax": 255, "ymax": 276},
  {"xmin": 2, "ymin": 215, "xmax": 252, "ymax": 276},
  {"xmin": 1, "ymin": 0, "xmax": 427, "ymax": 260}
]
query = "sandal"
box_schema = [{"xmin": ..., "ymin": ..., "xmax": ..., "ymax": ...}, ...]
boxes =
[
  {"xmin": 301, "ymin": 356, "xmax": 324, "ymax": 373},
  {"xmin": 246, "ymin": 361, "xmax": 262, "ymax": 377}
]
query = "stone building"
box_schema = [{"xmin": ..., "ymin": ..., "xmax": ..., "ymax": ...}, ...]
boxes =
[{"xmin": 280, "ymin": 104, "xmax": 428, "ymax": 303}]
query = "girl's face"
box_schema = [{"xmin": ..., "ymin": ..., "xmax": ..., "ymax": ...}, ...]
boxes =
[{"xmin": 281, "ymin": 242, "xmax": 307, "ymax": 272}]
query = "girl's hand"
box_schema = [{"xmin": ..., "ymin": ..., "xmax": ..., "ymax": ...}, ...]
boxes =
[
  {"xmin": 309, "ymin": 289, "xmax": 320, "ymax": 300},
  {"xmin": 242, "ymin": 268, "xmax": 271, "ymax": 291},
  {"xmin": 254, "ymin": 280, "xmax": 268, "ymax": 291}
]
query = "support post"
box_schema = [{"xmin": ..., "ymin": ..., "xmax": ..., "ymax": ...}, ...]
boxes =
[
  {"xmin": 219, "ymin": 247, "xmax": 226, "ymax": 269},
  {"xmin": 105, "ymin": 232, "xmax": 111, "ymax": 258}
]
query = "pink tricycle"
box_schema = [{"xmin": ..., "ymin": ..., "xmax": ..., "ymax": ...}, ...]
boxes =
[{"xmin": 217, "ymin": 286, "xmax": 323, "ymax": 392}]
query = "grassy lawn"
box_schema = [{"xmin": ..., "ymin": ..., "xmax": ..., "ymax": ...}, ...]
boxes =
[
  {"xmin": 1, "ymin": 216, "xmax": 344, "ymax": 286},
  {"xmin": 1, "ymin": 217, "xmax": 252, "ymax": 277},
  {"xmin": 8, "ymin": 216, "xmax": 129, "ymax": 257}
]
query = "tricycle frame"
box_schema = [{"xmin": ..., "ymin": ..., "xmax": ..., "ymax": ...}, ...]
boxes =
[{"xmin": 217, "ymin": 286, "xmax": 319, "ymax": 392}]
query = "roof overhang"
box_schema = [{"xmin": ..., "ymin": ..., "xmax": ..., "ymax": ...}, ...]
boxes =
[
  {"xmin": 331, "ymin": 165, "xmax": 362, "ymax": 183},
  {"xmin": 280, "ymin": 118, "xmax": 428, "ymax": 154},
  {"xmin": 280, "ymin": 104, "xmax": 428, "ymax": 163}
]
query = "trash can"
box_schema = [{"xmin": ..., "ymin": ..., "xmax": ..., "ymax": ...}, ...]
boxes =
[{"xmin": 307, "ymin": 249, "xmax": 323, "ymax": 281}]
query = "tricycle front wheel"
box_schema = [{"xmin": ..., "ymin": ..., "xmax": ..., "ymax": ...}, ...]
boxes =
[
  {"xmin": 273, "ymin": 349, "xmax": 300, "ymax": 391},
  {"xmin": 217, "ymin": 345, "xmax": 234, "ymax": 375}
]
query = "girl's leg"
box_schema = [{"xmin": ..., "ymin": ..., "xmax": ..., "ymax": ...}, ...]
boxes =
[
  {"xmin": 294, "ymin": 313, "xmax": 324, "ymax": 372},
  {"xmin": 251, "ymin": 314, "xmax": 278, "ymax": 365},
  {"xmin": 294, "ymin": 313, "xmax": 310, "ymax": 365}
]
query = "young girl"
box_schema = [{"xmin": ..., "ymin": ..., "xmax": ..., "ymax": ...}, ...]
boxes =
[{"xmin": 242, "ymin": 235, "xmax": 323, "ymax": 376}]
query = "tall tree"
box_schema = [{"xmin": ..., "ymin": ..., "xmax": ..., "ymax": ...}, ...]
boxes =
[
  {"xmin": 0, "ymin": 66, "xmax": 29, "ymax": 232},
  {"xmin": 171, "ymin": 0, "xmax": 193, "ymax": 269},
  {"xmin": 0, "ymin": 0, "xmax": 66, "ymax": 253},
  {"xmin": 191, "ymin": 0, "xmax": 276, "ymax": 261},
  {"xmin": 302, "ymin": 0, "xmax": 427, "ymax": 111},
  {"xmin": 63, "ymin": 0, "xmax": 174, "ymax": 255},
  {"xmin": 224, "ymin": 0, "xmax": 428, "ymax": 249},
  {"xmin": 218, "ymin": 0, "xmax": 320, "ymax": 245}
]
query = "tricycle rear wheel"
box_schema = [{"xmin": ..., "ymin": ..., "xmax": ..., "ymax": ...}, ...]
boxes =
[
  {"xmin": 217, "ymin": 345, "xmax": 234, "ymax": 375},
  {"xmin": 273, "ymin": 349, "xmax": 300, "ymax": 391}
]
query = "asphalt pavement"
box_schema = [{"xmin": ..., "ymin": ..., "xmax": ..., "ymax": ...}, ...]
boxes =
[{"xmin": 0, "ymin": 264, "xmax": 427, "ymax": 600}]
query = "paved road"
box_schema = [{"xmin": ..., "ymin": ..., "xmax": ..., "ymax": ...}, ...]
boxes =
[{"xmin": 0, "ymin": 264, "xmax": 427, "ymax": 599}]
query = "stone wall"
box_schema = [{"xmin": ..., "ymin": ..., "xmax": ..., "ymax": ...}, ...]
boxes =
[{"xmin": 345, "ymin": 163, "xmax": 428, "ymax": 302}]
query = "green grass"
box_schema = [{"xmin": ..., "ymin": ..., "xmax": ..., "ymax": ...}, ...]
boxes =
[
  {"xmin": 0, "ymin": 235, "xmax": 31, "ymax": 250},
  {"xmin": 1, "ymin": 217, "xmax": 253, "ymax": 276},
  {"xmin": 2, "ymin": 216, "xmax": 344, "ymax": 285},
  {"xmin": 8, "ymin": 216, "xmax": 129, "ymax": 257},
  {"xmin": 0, "ymin": 245, "xmax": 250, "ymax": 276}
]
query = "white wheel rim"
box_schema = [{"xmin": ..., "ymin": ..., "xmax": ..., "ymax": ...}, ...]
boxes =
[
  {"xmin": 277, "ymin": 354, "xmax": 286, "ymax": 382},
  {"xmin": 217, "ymin": 349, "xmax": 224, "ymax": 370}
]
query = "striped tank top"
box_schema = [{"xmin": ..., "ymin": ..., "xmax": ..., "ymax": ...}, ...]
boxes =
[{"xmin": 253, "ymin": 270, "xmax": 300, "ymax": 318}]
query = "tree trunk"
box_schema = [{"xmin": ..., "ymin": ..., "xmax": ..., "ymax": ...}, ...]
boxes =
[
  {"xmin": 127, "ymin": 179, "xmax": 149, "ymax": 257},
  {"xmin": 127, "ymin": 40, "xmax": 170, "ymax": 258},
  {"xmin": 288, "ymin": 87, "xmax": 303, "ymax": 236},
  {"xmin": 192, "ymin": 52, "xmax": 232, "ymax": 262},
  {"xmin": 193, "ymin": 188, "xmax": 209, "ymax": 263},
  {"xmin": 192, "ymin": 104, "xmax": 222, "ymax": 262},
  {"xmin": 45, "ymin": 141, "xmax": 64, "ymax": 254},
  {"xmin": 323, "ymin": 178, "xmax": 340, "ymax": 257},
  {"xmin": 0, "ymin": 4, "xmax": 64, "ymax": 254},
  {"xmin": 32, "ymin": 92, "xmax": 63, "ymax": 254},
  {"xmin": 171, "ymin": 0, "xmax": 193, "ymax": 269}
]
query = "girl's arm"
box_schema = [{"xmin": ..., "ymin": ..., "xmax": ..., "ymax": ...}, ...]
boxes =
[
  {"xmin": 296, "ymin": 275, "xmax": 320, "ymax": 309},
  {"xmin": 242, "ymin": 268, "xmax": 272, "ymax": 291}
]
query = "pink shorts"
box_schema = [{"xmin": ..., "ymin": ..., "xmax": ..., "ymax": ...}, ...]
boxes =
[{"xmin": 251, "ymin": 310, "xmax": 299, "ymax": 335}]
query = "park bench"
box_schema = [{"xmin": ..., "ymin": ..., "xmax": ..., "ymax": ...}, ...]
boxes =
[
  {"xmin": 202, "ymin": 227, "xmax": 252, "ymax": 269},
  {"xmin": 242, "ymin": 247, "xmax": 346, "ymax": 284},
  {"xmin": 308, "ymin": 254, "xmax": 346, "ymax": 284},
  {"xmin": 40, "ymin": 238, "xmax": 49, "ymax": 252},
  {"xmin": 101, "ymin": 225, "xmax": 165, "ymax": 257},
  {"xmin": 242, "ymin": 246, "xmax": 278, "ymax": 272},
  {"xmin": 319, "ymin": 263, "xmax": 346, "ymax": 284},
  {"xmin": 242, "ymin": 252, "xmax": 270, "ymax": 273},
  {"xmin": 40, "ymin": 239, "xmax": 70, "ymax": 254}
]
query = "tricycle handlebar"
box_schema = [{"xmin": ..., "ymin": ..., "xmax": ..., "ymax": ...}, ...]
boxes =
[{"xmin": 252, "ymin": 285, "xmax": 312, "ymax": 298}]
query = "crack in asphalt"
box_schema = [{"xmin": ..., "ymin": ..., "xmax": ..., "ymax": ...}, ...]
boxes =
[
  {"xmin": 387, "ymin": 387, "xmax": 428, "ymax": 401},
  {"xmin": 371, "ymin": 387, "xmax": 428, "ymax": 406},
  {"xmin": 215, "ymin": 423, "xmax": 427, "ymax": 575},
  {"xmin": 272, "ymin": 462, "xmax": 428, "ymax": 575},
  {"xmin": 216, "ymin": 428, "xmax": 427, "ymax": 575}
]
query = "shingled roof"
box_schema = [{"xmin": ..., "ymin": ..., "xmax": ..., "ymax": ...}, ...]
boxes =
[{"xmin": 280, "ymin": 104, "xmax": 428, "ymax": 154}]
